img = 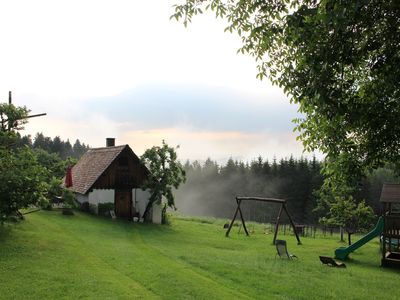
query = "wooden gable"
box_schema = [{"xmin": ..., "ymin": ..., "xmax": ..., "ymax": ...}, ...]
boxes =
[
  {"xmin": 67, "ymin": 144, "xmax": 149, "ymax": 194},
  {"xmin": 92, "ymin": 146, "xmax": 148, "ymax": 190}
]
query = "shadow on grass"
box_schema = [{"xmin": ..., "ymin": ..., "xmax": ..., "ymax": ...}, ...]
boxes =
[
  {"xmin": 0, "ymin": 225, "xmax": 12, "ymax": 242},
  {"xmin": 345, "ymin": 254, "xmax": 399, "ymax": 274}
]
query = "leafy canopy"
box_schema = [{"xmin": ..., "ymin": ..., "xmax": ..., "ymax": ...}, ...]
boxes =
[
  {"xmin": 320, "ymin": 196, "xmax": 374, "ymax": 231},
  {"xmin": 141, "ymin": 140, "xmax": 186, "ymax": 220},
  {"xmin": 0, "ymin": 103, "xmax": 29, "ymax": 148},
  {"xmin": 172, "ymin": 0, "xmax": 400, "ymax": 195},
  {"xmin": 0, "ymin": 103, "xmax": 49, "ymax": 221}
]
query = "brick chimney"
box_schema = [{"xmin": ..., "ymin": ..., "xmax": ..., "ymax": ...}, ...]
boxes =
[{"xmin": 106, "ymin": 138, "xmax": 115, "ymax": 147}]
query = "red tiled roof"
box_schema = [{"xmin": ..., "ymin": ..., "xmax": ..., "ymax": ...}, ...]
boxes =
[{"xmin": 68, "ymin": 145, "xmax": 127, "ymax": 194}]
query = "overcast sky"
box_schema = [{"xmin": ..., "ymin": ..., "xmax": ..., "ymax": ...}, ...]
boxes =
[{"xmin": 0, "ymin": 0, "xmax": 317, "ymax": 163}]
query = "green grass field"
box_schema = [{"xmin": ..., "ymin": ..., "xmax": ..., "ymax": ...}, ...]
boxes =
[{"xmin": 0, "ymin": 210, "xmax": 399, "ymax": 299}]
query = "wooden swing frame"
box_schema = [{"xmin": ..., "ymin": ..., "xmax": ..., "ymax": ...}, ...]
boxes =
[{"xmin": 225, "ymin": 196, "xmax": 302, "ymax": 245}]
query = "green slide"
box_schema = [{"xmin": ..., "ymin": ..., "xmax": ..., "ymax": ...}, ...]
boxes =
[{"xmin": 334, "ymin": 216, "xmax": 384, "ymax": 260}]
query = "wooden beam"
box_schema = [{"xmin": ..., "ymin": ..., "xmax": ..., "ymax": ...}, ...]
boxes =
[
  {"xmin": 236, "ymin": 197, "xmax": 286, "ymax": 204},
  {"xmin": 26, "ymin": 113, "xmax": 47, "ymax": 119}
]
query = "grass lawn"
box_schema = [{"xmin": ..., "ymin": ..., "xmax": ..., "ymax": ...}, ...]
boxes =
[{"xmin": 0, "ymin": 210, "xmax": 399, "ymax": 299}]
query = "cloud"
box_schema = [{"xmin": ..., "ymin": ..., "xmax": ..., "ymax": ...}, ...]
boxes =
[
  {"xmin": 19, "ymin": 82, "xmax": 313, "ymax": 162},
  {"xmin": 84, "ymin": 83, "xmax": 300, "ymax": 133},
  {"xmin": 119, "ymin": 127, "xmax": 310, "ymax": 163},
  {"xmin": 3, "ymin": 0, "xmax": 316, "ymax": 162}
]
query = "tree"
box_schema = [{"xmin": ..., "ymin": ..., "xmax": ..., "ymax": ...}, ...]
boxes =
[
  {"xmin": 0, "ymin": 103, "xmax": 29, "ymax": 148},
  {"xmin": 51, "ymin": 136, "xmax": 63, "ymax": 155},
  {"xmin": 33, "ymin": 132, "xmax": 52, "ymax": 153},
  {"xmin": 62, "ymin": 139, "xmax": 73, "ymax": 159},
  {"xmin": 320, "ymin": 196, "xmax": 375, "ymax": 244},
  {"xmin": 0, "ymin": 104, "xmax": 49, "ymax": 222},
  {"xmin": 0, "ymin": 146, "xmax": 49, "ymax": 223},
  {"xmin": 140, "ymin": 140, "xmax": 186, "ymax": 223},
  {"xmin": 172, "ymin": 0, "xmax": 399, "ymax": 216},
  {"xmin": 72, "ymin": 139, "xmax": 87, "ymax": 158}
]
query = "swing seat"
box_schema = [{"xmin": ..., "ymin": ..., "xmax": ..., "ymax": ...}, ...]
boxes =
[
  {"xmin": 319, "ymin": 256, "xmax": 346, "ymax": 268},
  {"xmin": 275, "ymin": 240, "xmax": 297, "ymax": 259}
]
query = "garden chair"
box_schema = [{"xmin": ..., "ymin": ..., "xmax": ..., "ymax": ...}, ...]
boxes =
[
  {"xmin": 275, "ymin": 240, "xmax": 297, "ymax": 259},
  {"xmin": 319, "ymin": 256, "xmax": 346, "ymax": 268}
]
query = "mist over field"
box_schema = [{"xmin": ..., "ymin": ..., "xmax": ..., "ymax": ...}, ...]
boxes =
[
  {"xmin": 174, "ymin": 157, "xmax": 323, "ymax": 224},
  {"xmin": 174, "ymin": 158, "xmax": 395, "ymax": 225},
  {"xmin": 175, "ymin": 173, "xmax": 281, "ymax": 221}
]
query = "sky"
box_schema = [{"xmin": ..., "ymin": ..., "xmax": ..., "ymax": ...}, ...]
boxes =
[{"xmin": 0, "ymin": 0, "xmax": 318, "ymax": 163}]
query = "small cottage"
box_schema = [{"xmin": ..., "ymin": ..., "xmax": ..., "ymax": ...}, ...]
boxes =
[{"xmin": 67, "ymin": 138, "xmax": 162, "ymax": 224}]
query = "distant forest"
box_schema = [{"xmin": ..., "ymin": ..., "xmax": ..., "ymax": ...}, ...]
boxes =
[
  {"xmin": 175, "ymin": 157, "xmax": 399, "ymax": 225},
  {"xmin": 16, "ymin": 132, "xmax": 90, "ymax": 160},
  {"xmin": 13, "ymin": 133, "xmax": 90, "ymax": 179},
  {"xmin": 15, "ymin": 132, "xmax": 399, "ymax": 225}
]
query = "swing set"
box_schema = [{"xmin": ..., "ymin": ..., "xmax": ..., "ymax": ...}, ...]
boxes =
[{"xmin": 225, "ymin": 196, "xmax": 302, "ymax": 245}]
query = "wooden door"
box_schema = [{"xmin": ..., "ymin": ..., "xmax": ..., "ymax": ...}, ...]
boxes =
[{"xmin": 115, "ymin": 189, "xmax": 132, "ymax": 219}]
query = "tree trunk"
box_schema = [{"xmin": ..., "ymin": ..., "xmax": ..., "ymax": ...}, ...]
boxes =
[
  {"xmin": 340, "ymin": 227, "xmax": 344, "ymax": 242},
  {"xmin": 142, "ymin": 200, "xmax": 153, "ymax": 222},
  {"xmin": 142, "ymin": 189, "xmax": 160, "ymax": 222}
]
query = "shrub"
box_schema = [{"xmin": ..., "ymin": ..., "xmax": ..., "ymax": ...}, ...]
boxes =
[
  {"xmin": 80, "ymin": 202, "xmax": 90, "ymax": 212},
  {"xmin": 89, "ymin": 204, "xmax": 98, "ymax": 215},
  {"xmin": 98, "ymin": 203, "xmax": 115, "ymax": 217},
  {"xmin": 63, "ymin": 189, "xmax": 76, "ymax": 209}
]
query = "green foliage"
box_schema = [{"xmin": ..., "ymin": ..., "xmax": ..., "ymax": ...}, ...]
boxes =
[
  {"xmin": 48, "ymin": 177, "xmax": 62, "ymax": 198},
  {"xmin": 141, "ymin": 140, "xmax": 186, "ymax": 220},
  {"xmin": 98, "ymin": 202, "xmax": 115, "ymax": 216},
  {"xmin": 0, "ymin": 103, "xmax": 87, "ymax": 222},
  {"xmin": 320, "ymin": 196, "xmax": 375, "ymax": 232},
  {"xmin": 89, "ymin": 203, "xmax": 98, "ymax": 215},
  {"xmin": 0, "ymin": 103, "xmax": 51, "ymax": 221},
  {"xmin": 34, "ymin": 148, "xmax": 67, "ymax": 178},
  {"xmin": 19, "ymin": 132, "xmax": 89, "ymax": 159},
  {"xmin": 62, "ymin": 189, "xmax": 76, "ymax": 209},
  {"xmin": 0, "ymin": 147, "xmax": 49, "ymax": 222},
  {"xmin": 0, "ymin": 103, "xmax": 29, "ymax": 148},
  {"xmin": 0, "ymin": 103, "xmax": 29, "ymax": 132},
  {"xmin": 173, "ymin": 0, "xmax": 400, "ymax": 217}
]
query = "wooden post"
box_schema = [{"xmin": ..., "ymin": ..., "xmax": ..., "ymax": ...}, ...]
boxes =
[
  {"xmin": 226, "ymin": 198, "xmax": 249, "ymax": 237},
  {"xmin": 226, "ymin": 196, "xmax": 301, "ymax": 244},
  {"xmin": 283, "ymin": 204, "xmax": 302, "ymax": 245},
  {"xmin": 225, "ymin": 199, "xmax": 240, "ymax": 237},
  {"xmin": 237, "ymin": 199, "xmax": 249, "ymax": 236},
  {"xmin": 273, "ymin": 204, "xmax": 284, "ymax": 245}
]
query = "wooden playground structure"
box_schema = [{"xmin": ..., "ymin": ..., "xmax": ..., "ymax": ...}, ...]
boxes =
[
  {"xmin": 225, "ymin": 196, "xmax": 302, "ymax": 245},
  {"xmin": 380, "ymin": 184, "xmax": 400, "ymax": 268}
]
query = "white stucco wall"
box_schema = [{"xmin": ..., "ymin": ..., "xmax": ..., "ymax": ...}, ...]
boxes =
[
  {"xmin": 133, "ymin": 188, "xmax": 151, "ymax": 219},
  {"xmin": 132, "ymin": 189, "xmax": 162, "ymax": 223},
  {"xmin": 152, "ymin": 203, "xmax": 162, "ymax": 224},
  {"xmin": 88, "ymin": 189, "xmax": 115, "ymax": 205},
  {"xmin": 75, "ymin": 193, "xmax": 88, "ymax": 204},
  {"xmin": 76, "ymin": 188, "xmax": 160, "ymax": 223}
]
